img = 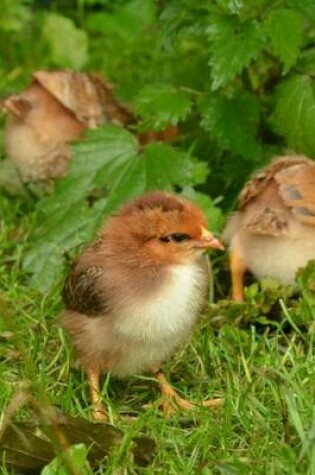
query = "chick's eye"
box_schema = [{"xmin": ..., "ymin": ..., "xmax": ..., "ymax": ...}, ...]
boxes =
[{"xmin": 159, "ymin": 233, "xmax": 191, "ymax": 243}]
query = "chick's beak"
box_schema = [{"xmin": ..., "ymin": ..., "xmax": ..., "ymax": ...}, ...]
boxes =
[{"xmin": 197, "ymin": 227, "xmax": 224, "ymax": 250}]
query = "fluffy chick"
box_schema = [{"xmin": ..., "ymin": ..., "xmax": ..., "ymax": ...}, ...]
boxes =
[
  {"xmin": 3, "ymin": 71, "xmax": 134, "ymax": 181},
  {"xmin": 4, "ymin": 79, "xmax": 84, "ymax": 181},
  {"xmin": 223, "ymin": 155, "xmax": 315, "ymax": 301},
  {"xmin": 61, "ymin": 191, "xmax": 223, "ymax": 418}
]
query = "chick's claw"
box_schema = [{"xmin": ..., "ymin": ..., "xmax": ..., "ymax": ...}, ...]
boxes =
[
  {"xmin": 154, "ymin": 372, "xmax": 222, "ymax": 417},
  {"xmin": 93, "ymin": 406, "xmax": 108, "ymax": 421}
]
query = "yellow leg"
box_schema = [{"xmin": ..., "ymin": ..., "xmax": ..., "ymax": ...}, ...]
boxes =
[
  {"xmin": 87, "ymin": 367, "xmax": 107, "ymax": 420},
  {"xmin": 230, "ymin": 246, "xmax": 247, "ymax": 302},
  {"xmin": 155, "ymin": 371, "xmax": 221, "ymax": 417}
]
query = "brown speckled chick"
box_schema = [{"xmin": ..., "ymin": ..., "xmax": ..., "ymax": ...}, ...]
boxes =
[
  {"xmin": 223, "ymin": 155, "xmax": 315, "ymax": 301},
  {"xmin": 62, "ymin": 191, "xmax": 223, "ymax": 418}
]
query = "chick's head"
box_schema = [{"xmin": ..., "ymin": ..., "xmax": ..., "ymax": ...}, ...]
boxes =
[{"xmin": 104, "ymin": 191, "xmax": 223, "ymax": 266}]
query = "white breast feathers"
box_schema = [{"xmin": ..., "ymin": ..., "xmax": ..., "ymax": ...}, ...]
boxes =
[{"xmin": 114, "ymin": 261, "xmax": 208, "ymax": 343}]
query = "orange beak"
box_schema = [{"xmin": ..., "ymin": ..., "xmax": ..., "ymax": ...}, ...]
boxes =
[{"xmin": 197, "ymin": 227, "xmax": 224, "ymax": 250}]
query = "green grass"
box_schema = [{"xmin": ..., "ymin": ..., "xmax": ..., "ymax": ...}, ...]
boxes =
[{"xmin": 1, "ymin": 193, "xmax": 315, "ymax": 475}]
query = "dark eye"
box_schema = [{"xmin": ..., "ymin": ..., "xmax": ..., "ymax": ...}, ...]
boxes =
[{"xmin": 159, "ymin": 233, "xmax": 191, "ymax": 243}]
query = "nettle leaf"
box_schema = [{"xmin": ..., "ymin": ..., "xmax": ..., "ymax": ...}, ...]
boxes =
[
  {"xmin": 142, "ymin": 142, "xmax": 208, "ymax": 188},
  {"xmin": 36, "ymin": 126, "xmax": 138, "ymax": 217},
  {"xmin": 271, "ymin": 75, "xmax": 315, "ymax": 157},
  {"xmin": 91, "ymin": 141, "xmax": 208, "ymax": 216},
  {"xmin": 24, "ymin": 125, "xmax": 209, "ymax": 291},
  {"xmin": 200, "ymin": 91, "xmax": 261, "ymax": 158},
  {"xmin": 43, "ymin": 13, "xmax": 88, "ymax": 68},
  {"xmin": 23, "ymin": 243, "xmax": 65, "ymax": 292},
  {"xmin": 133, "ymin": 84, "xmax": 192, "ymax": 130},
  {"xmin": 207, "ymin": 17, "xmax": 263, "ymax": 90},
  {"xmin": 265, "ymin": 8, "xmax": 304, "ymax": 73}
]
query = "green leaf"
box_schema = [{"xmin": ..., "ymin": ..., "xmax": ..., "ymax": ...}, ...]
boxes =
[
  {"xmin": 201, "ymin": 91, "xmax": 261, "ymax": 158},
  {"xmin": 284, "ymin": 392, "xmax": 306, "ymax": 443},
  {"xmin": 36, "ymin": 126, "xmax": 138, "ymax": 217},
  {"xmin": 43, "ymin": 13, "xmax": 88, "ymax": 68},
  {"xmin": 271, "ymin": 74, "xmax": 315, "ymax": 157},
  {"xmin": 34, "ymin": 202, "xmax": 97, "ymax": 246},
  {"xmin": 41, "ymin": 444, "xmax": 92, "ymax": 475},
  {"xmin": 23, "ymin": 204, "xmax": 102, "ymax": 291},
  {"xmin": 133, "ymin": 84, "xmax": 192, "ymax": 130},
  {"xmin": 142, "ymin": 142, "xmax": 208, "ymax": 188},
  {"xmin": 265, "ymin": 8, "xmax": 304, "ymax": 73},
  {"xmin": 23, "ymin": 243, "xmax": 65, "ymax": 292},
  {"xmin": 95, "ymin": 141, "xmax": 209, "ymax": 215},
  {"xmin": 207, "ymin": 17, "xmax": 263, "ymax": 90}
]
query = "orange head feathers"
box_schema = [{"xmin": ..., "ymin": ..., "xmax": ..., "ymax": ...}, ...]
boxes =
[{"xmin": 101, "ymin": 191, "xmax": 223, "ymax": 266}]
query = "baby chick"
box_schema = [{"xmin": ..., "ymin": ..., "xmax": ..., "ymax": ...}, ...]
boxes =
[
  {"xmin": 223, "ymin": 155, "xmax": 315, "ymax": 301},
  {"xmin": 62, "ymin": 191, "xmax": 223, "ymax": 418},
  {"xmin": 3, "ymin": 71, "xmax": 133, "ymax": 181}
]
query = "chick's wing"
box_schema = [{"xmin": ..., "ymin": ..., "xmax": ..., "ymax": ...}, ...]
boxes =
[
  {"xmin": 276, "ymin": 161, "xmax": 315, "ymax": 226},
  {"xmin": 63, "ymin": 263, "xmax": 111, "ymax": 317},
  {"xmin": 238, "ymin": 157, "xmax": 315, "ymax": 236}
]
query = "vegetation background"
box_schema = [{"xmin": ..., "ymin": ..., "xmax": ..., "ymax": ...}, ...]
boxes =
[{"xmin": 0, "ymin": 0, "xmax": 315, "ymax": 473}]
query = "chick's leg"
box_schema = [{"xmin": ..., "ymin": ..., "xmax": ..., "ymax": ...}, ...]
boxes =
[
  {"xmin": 230, "ymin": 246, "xmax": 247, "ymax": 302},
  {"xmin": 86, "ymin": 367, "xmax": 107, "ymax": 420},
  {"xmin": 154, "ymin": 371, "xmax": 221, "ymax": 417}
]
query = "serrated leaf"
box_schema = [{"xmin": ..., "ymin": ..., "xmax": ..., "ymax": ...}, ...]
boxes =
[
  {"xmin": 23, "ymin": 243, "xmax": 65, "ymax": 292},
  {"xmin": 97, "ymin": 141, "xmax": 209, "ymax": 215},
  {"xmin": 43, "ymin": 13, "xmax": 88, "ymax": 68},
  {"xmin": 201, "ymin": 91, "xmax": 261, "ymax": 158},
  {"xmin": 271, "ymin": 74, "xmax": 315, "ymax": 157},
  {"xmin": 207, "ymin": 17, "xmax": 263, "ymax": 90},
  {"xmin": 142, "ymin": 142, "xmax": 208, "ymax": 188},
  {"xmin": 23, "ymin": 204, "xmax": 101, "ymax": 291},
  {"xmin": 133, "ymin": 84, "xmax": 192, "ymax": 130},
  {"xmin": 265, "ymin": 8, "xmax": 304, "ymax": 73},
  {"xmin": 36, "ymin": 126, "xmax": 138, "ymax": 216},
  {"xmin": 34, "ymin": 202, "xmax": 96, "ymax": 246}
]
